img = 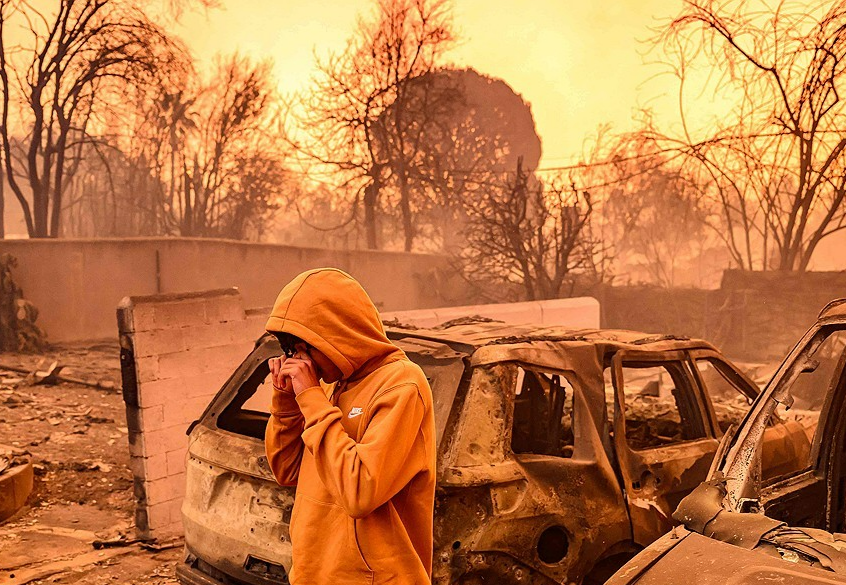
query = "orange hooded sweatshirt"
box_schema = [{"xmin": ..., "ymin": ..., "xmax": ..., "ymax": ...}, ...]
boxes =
[{"xmin": 264, "ymin": 268, "xmax": 436, "ymax": 585}]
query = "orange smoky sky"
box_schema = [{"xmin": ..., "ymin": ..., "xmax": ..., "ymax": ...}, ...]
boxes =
[{"xmin": 176, "ymin": 0, "xmax": 700, "ymax": 169}]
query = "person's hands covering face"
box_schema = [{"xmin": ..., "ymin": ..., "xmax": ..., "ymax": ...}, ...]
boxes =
[{"xmin": 269, "ymin": 354, "xmax": 319, "ymax": 396}]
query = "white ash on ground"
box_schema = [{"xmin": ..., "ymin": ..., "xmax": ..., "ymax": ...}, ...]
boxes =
[{"xmin": 0, "ymin": 341, "xmax": 179, "ymax": 585}]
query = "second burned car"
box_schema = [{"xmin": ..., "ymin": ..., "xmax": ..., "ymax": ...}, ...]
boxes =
[{"xmin": 176, "ymin": 320, "xmax": 810, "ymax": 585}]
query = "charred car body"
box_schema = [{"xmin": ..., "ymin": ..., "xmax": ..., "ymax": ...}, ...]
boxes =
[
  {"xmin": 607, "ymin": 299, "xmax": 846, "ymax": 584},
  {"xmin": 176, "ymin": 321, "xmax": 809, "ymax": 585}
]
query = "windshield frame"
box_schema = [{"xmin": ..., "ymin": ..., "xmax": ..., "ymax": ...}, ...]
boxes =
[{"xmin": 717, "ymin": 316, "xmax": 846, "ymax": 511}]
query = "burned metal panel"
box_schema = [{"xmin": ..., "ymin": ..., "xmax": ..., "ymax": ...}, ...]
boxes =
[
  {"xmin": 819, "ymin": 299, "xmax": 846, "ymax": 320},
  {"xmin": 434, "ymin": 463, "xmax": 631, "ymax": 584},
  {"xmin": 604, "ymin": 528, "xmax": 688, "ymax": 585},
  {"xmin": 182, "ymin": 455, "xmax": 294, "ymax": 585},
  {"xmin": 468, "ymin": 460, "xmax": 631, "ymax": 583},
  {"xmin": 391, "ymin": 336, "xmax": 468, "ymax": 448},
  {"xmin": 609, "ymin": 349, "xmax": 722, "ymax": 545},
  {"xmin": 446, "ymin": 364, "xmax": 514, "ymax": 469},
  {"xmin": 183, "ymin": 425, "xmax": 294, "ymax": 584},
  {"xmin": 612, "ymin": 528, "xmax": 846, "ymax": 585},
  {"xmin": 672, "ymin": 481, "xmax": 846, "ymax": 577},
  {"xmin": 437, "ymin": 358, "xmax": 633, "ymax": 584}
]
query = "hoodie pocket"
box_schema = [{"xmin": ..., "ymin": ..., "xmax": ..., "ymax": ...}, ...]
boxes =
[
  {"xmin": 290, "ymin": 494, "xmax": 374, "ymax": 584},
  {"xmin": 349, "ymin": 517, "xmax": 374, "ymax": 575}
]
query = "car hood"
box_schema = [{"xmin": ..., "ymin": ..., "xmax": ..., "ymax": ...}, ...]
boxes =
[{"xmin": 608, "ymin": 527, "xmax": 846, "ymax": 585}]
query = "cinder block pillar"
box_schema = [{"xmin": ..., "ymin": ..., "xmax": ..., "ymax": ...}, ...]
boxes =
[{"xmin": 117, "ymin": 288, "xmax": 258, "ymax": 541}]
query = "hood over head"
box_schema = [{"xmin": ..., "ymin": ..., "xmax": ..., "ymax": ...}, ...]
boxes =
[{"xmin": 265, "ymin": 268, "xmax": 401, "ymax": 379}]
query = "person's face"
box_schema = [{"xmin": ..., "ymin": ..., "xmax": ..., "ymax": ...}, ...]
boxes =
[{"xmin": 292, "ymin": 341, "xmax": 343, "ymax": 384}]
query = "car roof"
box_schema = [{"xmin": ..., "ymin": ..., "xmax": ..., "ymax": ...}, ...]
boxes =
[
  {"xmin": 385, "ymin": 320, "xmax": 727, "ymax": 423},
  {"xmin": 385, "ymin": 318, "xmax": 716, "ymax": 354},
  {"xmin": 385, "ymin": 319, "xmax": 721, "ymax": 381},
  {"xmin": 818, "ymin": 297, "xmax": 846, "ymax": 320}
]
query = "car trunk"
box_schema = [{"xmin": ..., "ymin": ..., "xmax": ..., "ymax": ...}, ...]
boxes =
[
  {"xmin": 180, "ymin": 337, "xmax": 293, "ymax": 584},
  {"xmin": 182, "ymin": 424, "xmax": 294, "ymax": 584}
]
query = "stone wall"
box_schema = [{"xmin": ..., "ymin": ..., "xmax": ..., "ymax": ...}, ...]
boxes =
[
  {"xmin": 716, "ymin": 270, "xmax": 846, "ymax": 360},
  {"xmin": 3, "ymin": 237, "xmax": 470, "ymax": 342}
]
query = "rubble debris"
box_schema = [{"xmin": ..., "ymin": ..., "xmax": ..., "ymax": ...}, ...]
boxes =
[
  {"xmin": 29, "ymin": 525, "xmax": 100, "ymax": 542},
  {"xmin": 631, "ymin": 334, "xmax": 691, "ymax": 345},
  {"xmin": 93, "ymin": 534, "xmax": 141, "ymax": 549},
  {"xmin": 139, "ymin": 537, "xmax": 183, "ymax": 552},
  {"xmin": 0, "ymin": 343, "xmax": 167, "ymax": 583},
  {"xmin": 2, "ymin": 546, "xmax": 134, "ymax": 584},
  {"xmin": 31, "ymin": 361, "xmax": 63, "ymax": 385},
  {"xmin": 0, "ymin": 254, "xmax": 47, "ymax": 353},
  {"xmin": 71, "ymin": 460, "xmax": 113, "ymax": 473},
  {"xmin": 485, "ymin": 333, "xmax": 589, "ymax": 345},
  {"xmin": 0, "ymin": 360, "xmax": 118, "ymax": 392}
]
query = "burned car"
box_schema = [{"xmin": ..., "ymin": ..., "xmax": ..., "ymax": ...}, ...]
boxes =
[
  {"xmin": 176, "ymin": 321, "xmax": 809, "ymax": 585},
  {"xmin": 606, "ymin": 299, "xmax": 846, "ymax": 585}
]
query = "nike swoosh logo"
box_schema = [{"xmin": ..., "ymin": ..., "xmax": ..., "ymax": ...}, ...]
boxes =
[{"xmin": 348, "ymin": 407, "xmax": 363, "ymax": 418}]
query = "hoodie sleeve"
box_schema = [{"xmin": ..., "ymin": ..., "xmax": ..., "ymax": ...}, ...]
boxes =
[
  {"xmin": 265, "ymin": 388, "xmax": 306, "ymax": 486},
  {"xmin": 295, "ymin": 383, "xmax": 427, "ymax": 518}
]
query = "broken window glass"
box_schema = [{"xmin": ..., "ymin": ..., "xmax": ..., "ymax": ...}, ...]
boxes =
[
  {"xmin": 511, "ymin": 367, "xmax": 575, "ymax": 458},
  {"xmin": 242, "ymin": 370, "xmax": 273, "ymax": 414},
  {"xmin": 694, "ymin": 359, "xmax": 753, "ymax": 433},
  {"xmin": 616, "ymin": 362, "xmax": 707, "ymax": 450}
]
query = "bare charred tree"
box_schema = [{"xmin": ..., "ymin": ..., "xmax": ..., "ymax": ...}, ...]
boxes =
[
  {"xmin": 294, "ymin": 0, "xmax": 454, "ymax": 249},
  {"xmin": 152, "ymin": 55, "xmax": 286, "ymax": 239},
  {"xmin": 0, "ymin": 0, "xmax": 187, "ymax": 238},
  {"xmin": 375, "ymin": 68, "xmax": 543, "ymax": 252},
  {"xmin": 579, "ymin": 128, "xmax": 710, "ymax": 287},
  {"xmin": 373, "ymin": 68, "xmax": 462, "ymax": 251},
  {"xmin": 658, "ymin": 0, "xmax": 846, "ymax": 271},
  {"xmin": 55, "ymin": 52, "xmax": 287, "ymax": 240},
  {"xmin": 460, "ymin": 158, "xmax": 595, "ymax": 301},
  {"xmin": 606, "ymin": 168, "xmax": 707, "ymax": 287}
]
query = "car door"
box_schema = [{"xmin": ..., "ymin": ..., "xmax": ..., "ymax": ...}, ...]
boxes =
[
  {"xmin": 508, "ymin": 365, "xmax": 633, "ymax": 582},
  {"xmin": 688, "ymin": 349, "xmax": 813, "ymax": 483},
  {"xmin": 610, "ymin": 349, "xmax": 719, "ymax": 546},
  {"xmin": 755, "ymin": 326, "xmax": 846, "ymax": 531},
  {"xmin": 444, "ymin": 363, "xmax": 632, "ymax": 584}
]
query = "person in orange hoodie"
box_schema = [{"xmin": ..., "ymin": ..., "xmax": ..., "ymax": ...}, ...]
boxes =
[{"xmin": 264, "ymin": 268, "xmax": 436, "ymax": 585}]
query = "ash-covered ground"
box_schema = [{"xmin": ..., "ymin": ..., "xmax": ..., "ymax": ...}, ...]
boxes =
[{"xmin": 0, "ymin": 342, "xmax": 180, "ymax": 585}]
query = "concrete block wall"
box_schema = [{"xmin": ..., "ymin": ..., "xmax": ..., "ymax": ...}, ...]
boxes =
[
  {"xmin": 4, "ymin": 237, "xmax": 471, "ymax": 342},
  {"xmin": 117, "ymin": 288, "xmax": 266, "ymax": 541},
  {"xmin": 382, "ymin": 297, "xmax": 600, "ymax": 329}
]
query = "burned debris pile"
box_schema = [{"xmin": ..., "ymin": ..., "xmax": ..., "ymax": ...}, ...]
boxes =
[{"xmin": 0, "ymin": 254, "xmax": 46, "ymax": 352}]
